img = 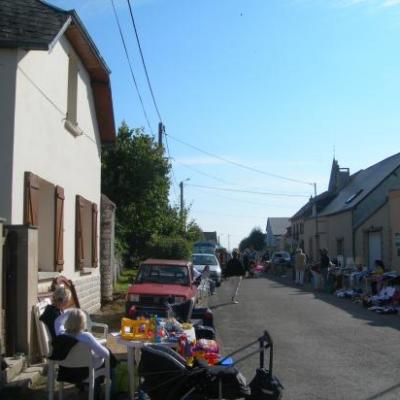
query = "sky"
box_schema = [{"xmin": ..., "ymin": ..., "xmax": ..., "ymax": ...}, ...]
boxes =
[{"xmin": 49, "ymin": 0, "xmax": 400, "ymax": 249}]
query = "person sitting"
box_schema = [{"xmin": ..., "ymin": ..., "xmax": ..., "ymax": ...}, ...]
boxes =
[
  {"xmin": 39, "ymin": 286, "xmax": 71, "ymax": 339},
  {"xmin": 52, "ymin": 308, "xmax": 117, "ymax": 398}
]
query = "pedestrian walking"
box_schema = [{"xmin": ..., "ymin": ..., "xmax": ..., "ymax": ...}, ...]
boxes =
[
  {"xmin": 226, "ymin": 249, "xmax": 246, "ymax": 304},
  {"xmin": 294, "ymin": 248, "xmax": 307, "ymax": 285}
]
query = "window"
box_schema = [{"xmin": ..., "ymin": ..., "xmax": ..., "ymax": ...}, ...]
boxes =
[
  {"xmin": 345, "ymin": 189, "xmax": 363, "ymax": 204},
  {"xmin": 76, "ymin": 195, "xmax": 98, "ymax": 270},
  {"xmin": 300, "ymin": 223, "xmax": 304, "ymax": 234},
  {"xmin": 65, "ymin": 53, "xmax": 82, "ymax": 136},
  {"xmin": 24, "ymin": 172, "xmax": 64, "ymax": 272}
]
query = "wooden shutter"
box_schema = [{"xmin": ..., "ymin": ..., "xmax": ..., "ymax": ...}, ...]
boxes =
[
  {"xmin": 54, "ymin": 186, "xmax": 65, "ymax": 271},
  {"xmin": 24, "ymin": 172, "xmax": 39, "ymax": 226},
  {"xmin": 92, "ymin": 203, "xmax": 98, "ymax": 267},
  {"xmin": 76, "ymin": 195, "xmax": 85, "ymax": 270}
]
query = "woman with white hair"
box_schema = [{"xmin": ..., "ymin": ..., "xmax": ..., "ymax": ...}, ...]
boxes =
[
  {"xmin": 39, "ymin": 286, "xmax": 71, "ymax": 339},
  {"xmin": 53, "ymin": 308, "xmax": 116, "ymax": 397},
  {"xmin": 64, "ymin": 309, "xmax": 110, "ymax": 368}
]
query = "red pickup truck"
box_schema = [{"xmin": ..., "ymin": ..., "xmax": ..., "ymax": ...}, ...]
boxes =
[{"xmin": 126, "ymin": 259, "xmax": 198, "ymax": 318}]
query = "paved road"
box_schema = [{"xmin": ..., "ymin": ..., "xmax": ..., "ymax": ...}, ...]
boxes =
[{"xmin": 210, "ymin": 275, "xmax": 400, "ymax": 400}]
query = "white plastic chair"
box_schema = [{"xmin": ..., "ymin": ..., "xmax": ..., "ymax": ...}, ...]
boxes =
[
  {"xmin": 53, "ymin": 341, "xmax": 111, "ymax": 400},
  {"xmin": 33, "ymin": 301, "xmax": 109, "ymax": 400},
  {"xmin": 83, "ymin": 310, "xmax": 109, "ymax": 345},
  {"xmin": 33, "ymin": 299, "xmax": 58, "ymax": 400}
]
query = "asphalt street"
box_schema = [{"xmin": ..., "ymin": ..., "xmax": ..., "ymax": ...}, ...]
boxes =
[{"xmin": 210, "ymin": 275, "xmax": 400, "ymax": 400}]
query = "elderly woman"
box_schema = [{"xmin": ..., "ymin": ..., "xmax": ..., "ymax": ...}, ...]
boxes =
[
  {"xmin": 64, "ymin": 309, "xmax": 110, "ymax": 367},
  {"xmin": 53, "ymin": 308, "xmax": 116, "ymax": 397},
  {"xmin": 39, "ymin": 286, "xmax": 71, "ymax": 339}
]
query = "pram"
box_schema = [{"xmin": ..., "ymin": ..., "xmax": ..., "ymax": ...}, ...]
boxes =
[{"xmin": 138, "ymin": 330, "xmax": 283, "ymax": 400}]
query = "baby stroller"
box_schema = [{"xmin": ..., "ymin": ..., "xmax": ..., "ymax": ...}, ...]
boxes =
[{"xmin": 138, "ymin": 330, "xmax": 283, "ymax": 400}]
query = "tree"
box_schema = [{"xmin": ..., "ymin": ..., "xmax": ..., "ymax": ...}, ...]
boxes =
[
  {"xmin": 239, "ymin": 227, "xmax": 266, "ymax": 252},
  {"xmin": 102, "ymin": 123, "xmax": 202, "ymax": 265},
  {"xmin": 102, "ymin": 123, "xmax": 171, "ymax": 264}
]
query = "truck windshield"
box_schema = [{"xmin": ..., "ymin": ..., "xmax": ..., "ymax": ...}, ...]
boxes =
[{"xmin": 136, "ymin": 265, "xmax": 189, "ymax": 285}]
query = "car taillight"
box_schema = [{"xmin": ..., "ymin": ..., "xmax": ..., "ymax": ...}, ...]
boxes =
[{"xmin": 128, "ymin": 294, "xmax": 140, "ymax": 302}]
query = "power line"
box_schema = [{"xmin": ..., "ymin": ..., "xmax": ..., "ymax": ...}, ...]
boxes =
[
  {"xmin": 187, "ymin": 183, "xmax": 310, "ymax": 198},
  {"xmin": 167, "ymin": 133, "xmax": 314, "ymax": 186},
  {"xmin": 174, "ymin": 160, "xmax": 235, "ymax": 185},
  {"xmin": 127, "ymin": 0, "xmax": 162, "ymax": 122},
  {"xmin": 190, "ymin": 187, "xmax": 294, "ymax": 208},
  {"xmin": 110, "ymin": 0, "xmax": 154, "ymax": 135}
]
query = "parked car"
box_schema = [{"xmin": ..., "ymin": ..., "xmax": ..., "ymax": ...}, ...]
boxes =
[
  {"xmin": 126, "ymin": 259, "xmax": 198, "ymax": 318},
  {"xmin": 192, "ymin": 253, "xmax": 222, "ymax": 287},
  {"xmin": 271, "ymin": 251, "xmax": 292, "ymax": 268}
]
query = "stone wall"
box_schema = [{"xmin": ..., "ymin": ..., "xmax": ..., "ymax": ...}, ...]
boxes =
[
  {"xmin": 100, "ymin": 195, "xmax": 116, "ymax": 302},
  {"xmin": 73, "ymin": 274, "xmax": 101, "ymax": 313}
]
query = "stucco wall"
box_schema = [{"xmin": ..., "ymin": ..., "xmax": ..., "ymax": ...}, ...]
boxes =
[
  {"xmin": 0, "ymin": 49, "xmax": 17, "ymax": 223},
  {"xmin": 389, "ymin": 190, "xmax": 400, "ymax": 270},
  {"xmin": 11, "ymin": 36, "xmax": 101, "ymax": 287},
  {"xmin": 354, "ymin": 203, "xmax": 391, "ymax": 268},
  {"xmin": 325, "ymin": 211, "xmax": 353, "ymax": 261}
]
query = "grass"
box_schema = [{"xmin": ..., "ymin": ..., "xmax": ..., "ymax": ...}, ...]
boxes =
[{"xmin": 114, "ymin": 268, "xmax": 138, "ymax": 294}]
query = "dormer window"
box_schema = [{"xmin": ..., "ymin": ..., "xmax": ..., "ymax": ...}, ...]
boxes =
[{"xmin": 345, "ymin": 189, "xmax": 363, "ymax": 204}]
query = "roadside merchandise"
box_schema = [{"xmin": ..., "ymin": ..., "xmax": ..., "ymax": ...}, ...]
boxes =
[
  {"xmin": 332, "ymin": 268, "xmax": 400, "ymax": 316},
  {"xmin": 138, "ymin": 330, "xmax": 281, "ymax": 400}
]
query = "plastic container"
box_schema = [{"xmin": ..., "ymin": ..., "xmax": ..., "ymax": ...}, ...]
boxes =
[{"xmin": 121, "ymin": 317, "xmax": 155, "ymax": 341}]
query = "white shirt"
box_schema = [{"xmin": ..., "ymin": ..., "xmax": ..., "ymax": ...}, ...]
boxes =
[{"xmin": 66, "ymin": 331, "xmax": 109, "ymax": 369}]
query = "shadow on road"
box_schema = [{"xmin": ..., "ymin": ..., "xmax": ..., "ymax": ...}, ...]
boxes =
[
  {"xmin": 364, "ymin": 382, "xmax": 400, "ymax": 400},
  {"xmin": 210, "ymin": 301, "xmax": 235, "ymax": 310},
  {"xmin": 259, "ymin": 273, "xmax": 400, "ymax": 332}
]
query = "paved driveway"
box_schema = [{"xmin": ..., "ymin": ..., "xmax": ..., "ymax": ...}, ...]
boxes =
[{"xmin": 210, "ymin": 275, "xmax": 400, "ymax": 400}]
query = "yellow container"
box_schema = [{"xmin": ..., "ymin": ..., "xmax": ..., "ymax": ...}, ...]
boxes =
[{"xmin": 121, "ymin": 317, "xmax": 155, "ymax": 341}]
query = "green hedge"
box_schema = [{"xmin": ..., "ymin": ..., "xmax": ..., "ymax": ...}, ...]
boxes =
[{"xmin": 146, "ymin": 235, "xmax": 191, "ymax": 260}]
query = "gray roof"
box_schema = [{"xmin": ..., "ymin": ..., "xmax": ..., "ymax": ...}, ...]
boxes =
[
  {"xmin": 291, "ymin": 191, "xmax": 335, "ymax": 221},
  {"xmin": 0, "ymin": 0, "xmax": 70, "ymax": 49},
  {"xmin": 267, "ymin": 218, "xmax": 290, "ymax": 235},
  {"xmin": 319, "ymin": 152, "xmax": 400, "ymax": 217}
]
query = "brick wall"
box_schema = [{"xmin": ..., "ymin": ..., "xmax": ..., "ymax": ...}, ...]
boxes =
[{"xmin": 73, "ymin": 274, "xmax": 101, "ymax": 313}]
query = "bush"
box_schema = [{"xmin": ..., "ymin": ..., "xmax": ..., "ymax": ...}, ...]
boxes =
[{"xmin": 146, "ymin": 235, "xmax": 191, "ymax": 260}]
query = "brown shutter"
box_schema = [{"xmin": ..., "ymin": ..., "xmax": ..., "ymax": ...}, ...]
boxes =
[
  {"xmin": 54, "ymin": 186, "xmax": 65, "ymax": 271},
  {"xmin": 92, "ymin": 203, "xmax": 98, "ymax": 267},
  {"xmin": 76, "ymin": 195, "xmax": 85, "ymax": 270},
  {"xmin": 24, "ymin": 172, "xmax": 39, "ymax": 226}
]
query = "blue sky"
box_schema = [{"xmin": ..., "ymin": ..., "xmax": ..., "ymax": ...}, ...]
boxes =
[{"xmin": 49, "ymin": 0, "xmax": 400, "ymax": 249}]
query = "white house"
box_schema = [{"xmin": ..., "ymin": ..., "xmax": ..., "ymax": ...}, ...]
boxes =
[
  {"xmin": 0, "ymin": 0, "xmax": 116, "ymax": 355},
  {"xmin": 265, "ymin": 217, "xmax": 291, "ymax": 250}
]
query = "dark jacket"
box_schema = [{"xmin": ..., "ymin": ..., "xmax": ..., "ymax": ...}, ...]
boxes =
[
  {"xmin": 226, "ymin": 258, "xmax": 246, "ymax": 277},
  {"xmin": 50, "ymin": 334, "xmax": 89, "ymax": 383},
  {"xmin": 39, "ymin": 304, "xmax": 61, "ymax": 339}
]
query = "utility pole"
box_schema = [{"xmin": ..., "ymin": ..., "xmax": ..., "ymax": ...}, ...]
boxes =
[
  {"xmin": 179, "ymin": 178, "xmax": 190, "ymax": 227},
  {"xmin": 158, "ymin": 122, "xmax": 165, "ymax": 146},
  {"xmin": 228, "ymin": 234, "xmax": 231, "ymax": 252}
]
